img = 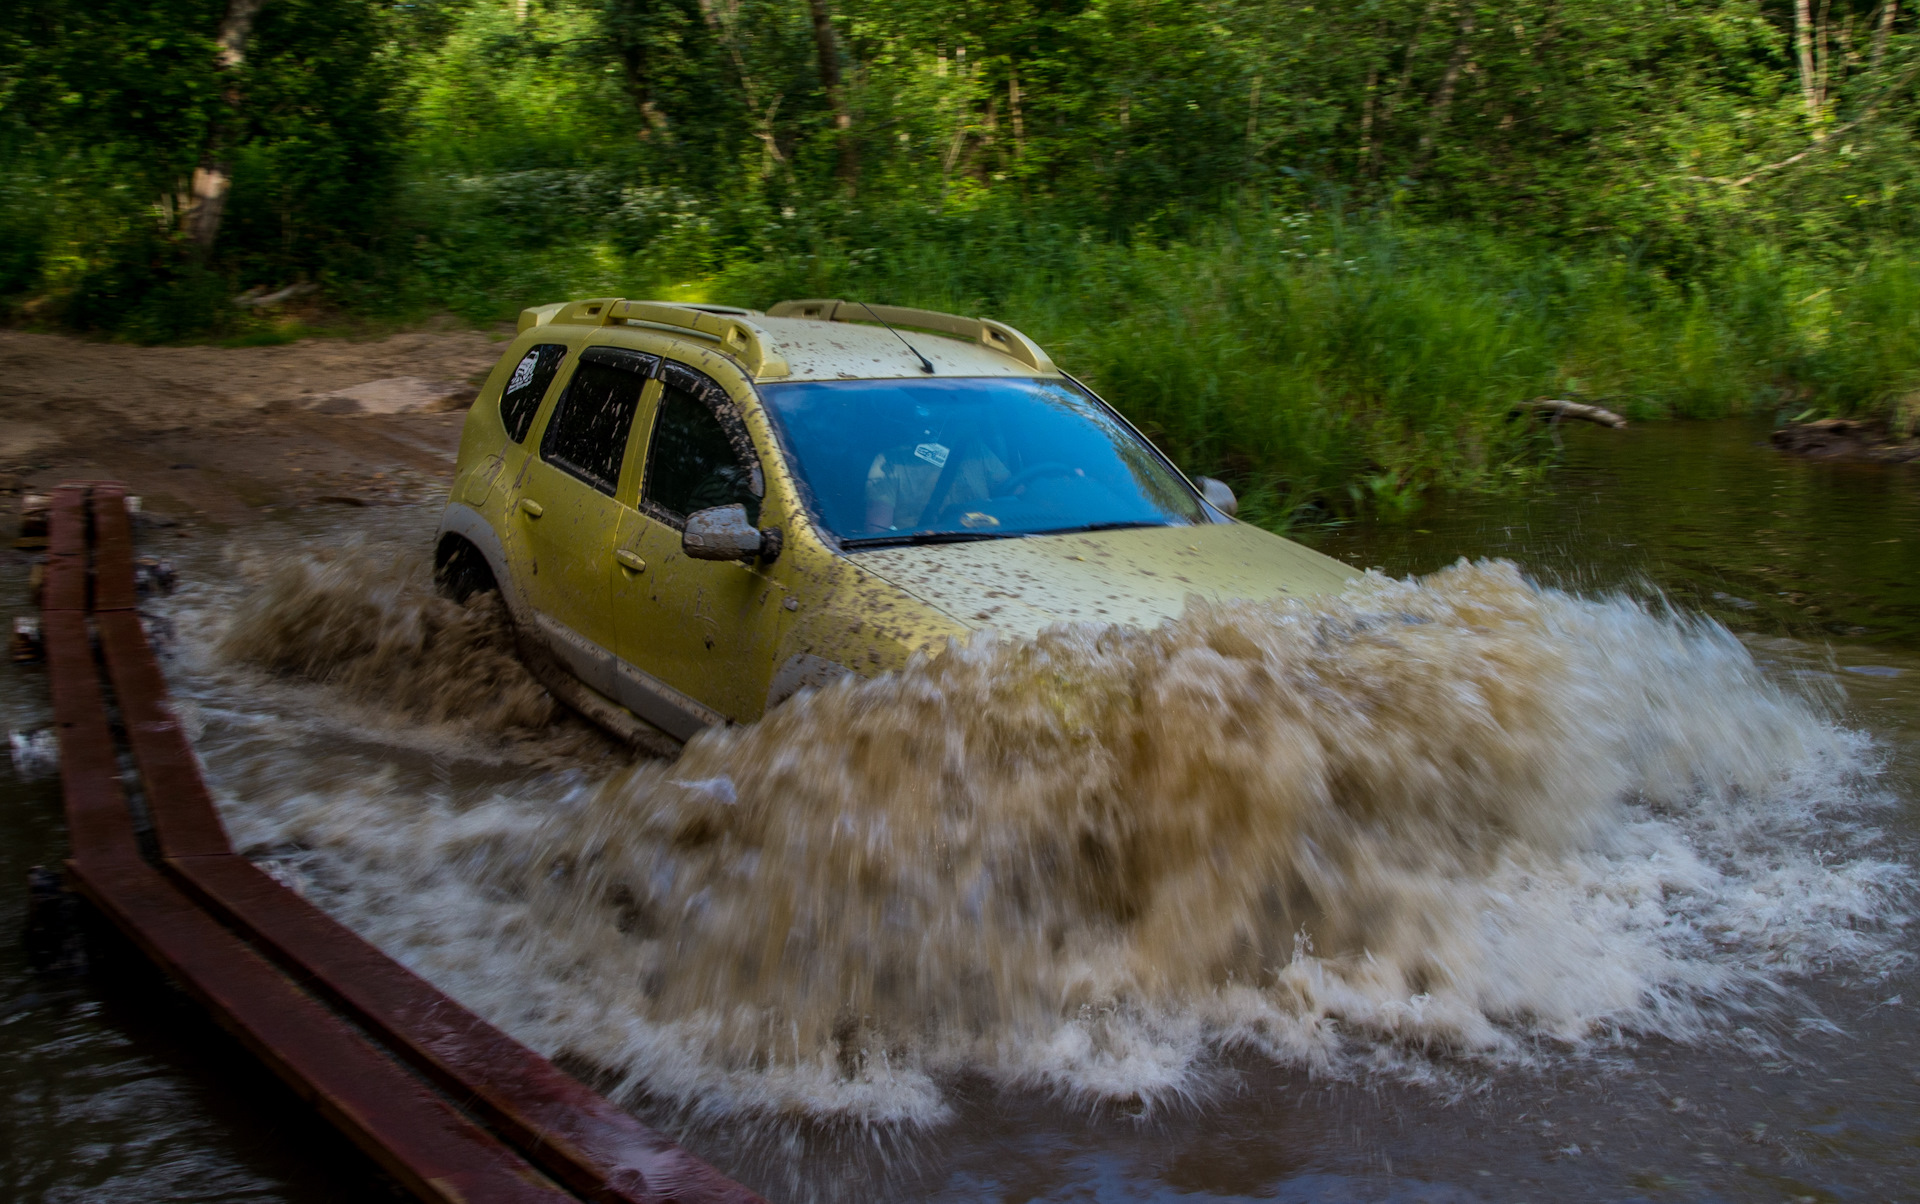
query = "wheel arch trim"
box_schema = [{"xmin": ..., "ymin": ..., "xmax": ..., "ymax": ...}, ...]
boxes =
[{"xmin": 434, "ymin": 505, "xmax": 530, "ymax": 623}]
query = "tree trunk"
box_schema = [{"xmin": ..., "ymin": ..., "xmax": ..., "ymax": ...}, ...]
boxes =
[
  {"xmin": 1381, "ymin": 0, "xmax": 1442, "ymax": 127},
  {"xmin": 617, "ymin": 30, "xmax": 672, "ymax": 143},
  {"xmin": 1874, "ymin": 0, "xmax": 1898, "ymax": 69},
  {"xmin": 185, "ymin": 0, "xmax": 266, "ymax": 254},
  {"xmin": 706, "ymin": 0, "xmax": 785, "ymax": 171},
  {"xmin": 1414, "ymin": 8, "xmax": 1476, "ymax": 170},
  {"xmin": 1009, "ymin": 65, "xmax": 1025, "ymax": 160},
  {"xmin": 1246, "ymin": 72, "xmax": 1261, "ymax": 155},
  {"xmin": 805, "ymin": 0, "xmax": 857, "ymax": 191},
  {"xmin": 1357, "ymin": 62, "xmax": 1378, "ymax": 171},
  {"xmin": 1794, "ymin": 0, "xmax": 1826, "ymax": 139}
]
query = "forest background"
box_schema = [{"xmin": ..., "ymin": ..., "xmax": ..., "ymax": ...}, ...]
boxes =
[{"xmin": 5, "ymin": 0, "xmax": 1920, "ymax": 525}]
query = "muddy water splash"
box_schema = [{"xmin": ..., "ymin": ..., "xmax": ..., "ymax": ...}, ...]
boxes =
[
  {"xmin": 198, "ymin": 556, "xmax": 1907, "ymax": 1130},
  {"xmin": 219, "ymin": 543, "xmax": 555, "ymax": 734}
]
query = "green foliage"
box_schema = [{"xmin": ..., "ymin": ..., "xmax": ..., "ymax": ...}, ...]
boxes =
[
  {"xmin": 59, "ymin": 229, "xmax": 233, "ymax": 341},
  {"xmin": 222, "ymin": 0, "xmax": 404, "ymax": 285},
  {"xmin": 10, "ymin": 0, "xmax": 1920, "ymax": 508},
  {"xmin": 0, "ymin": 0, "xmax": 399, "ymax": 336},
  {"xmin": 684, "ymin": 207, "xmax": 1920, "ymax": 520}
]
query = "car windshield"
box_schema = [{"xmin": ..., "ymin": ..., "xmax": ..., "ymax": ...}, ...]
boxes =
[{"xmin": 759, "ymin": 376, "xmax": 1207, "ymax": 546}]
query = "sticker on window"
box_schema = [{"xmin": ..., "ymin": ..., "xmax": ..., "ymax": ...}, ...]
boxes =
[
  {"xmin": 913, "ymin": 442, "xmax": 950, "ymax": 468},
  {"xmin": 508, "ymin": 352, "xmax": 539, "ymax": 395}
]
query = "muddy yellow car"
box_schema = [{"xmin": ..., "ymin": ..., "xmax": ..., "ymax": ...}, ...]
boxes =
[{"xmin": 435, "ymin": 297, "xmax": 1355, "ymax": 745}]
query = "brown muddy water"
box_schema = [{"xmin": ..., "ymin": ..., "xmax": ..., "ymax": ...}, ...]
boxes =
[{"xmin": 4, "ymin": 418, "xmax": 1919, "ymax": 1203}]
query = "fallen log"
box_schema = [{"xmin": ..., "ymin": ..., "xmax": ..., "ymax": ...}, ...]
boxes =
[
  {"xmin": 233, "ymin": 281, "xmax": 316, "ymax": 309},
  {"xmin": 1514, "ymin": 398, "xmax": 1628, "ymax": 428}
]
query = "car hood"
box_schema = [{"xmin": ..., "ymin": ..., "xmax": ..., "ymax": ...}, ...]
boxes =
[{"xmin": 847, "ymin": 522, "xmax": 1358, "ymax": 637}]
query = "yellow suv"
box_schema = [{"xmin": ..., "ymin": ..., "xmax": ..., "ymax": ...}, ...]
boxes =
[{"xmin": 435, "ymin": 298, "xmax": 1354, "ymax": 746}]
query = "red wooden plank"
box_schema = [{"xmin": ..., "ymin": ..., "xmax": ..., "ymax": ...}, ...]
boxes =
[
  {"xmin": 44, "ymin": 610, "xmax": 142, "ymax": 868},
  {"xmin": 170, "ymin": 855, "xmax": 767, "ymax": 1204},
  {"xmin": 45, "ymin": 490, "xmax": 582, "ymax": 1204},
  {"xmin": 96, "ymin": 610, "xmax": 233, "ymax": 858},
  {"xmin": 75, "ymin": 476, "xmax": 763, "ymax": 1204},
  {"xmin": 90, "ymin": 484, "xmax": 138, "ymax": 611},
  {"xmin": 44, "ymin": 485, "xmax": 88, "ymax": 612},
  {"xmin": 45, "ymin": 484, "xmax": 140, "ymax": 862},
  {"xmin": 68, "ymin": 855, "xmax": 578, "ymax": 1204}
]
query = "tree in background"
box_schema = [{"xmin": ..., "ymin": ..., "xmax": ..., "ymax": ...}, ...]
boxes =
[
  {"xmin": 2, "ymin": 0, "xmax": 398, "ymax": 335},
  {"xmin": 8, "ymin": 0, "xmax": 1920, "ymax": 514},
  {"xmin": 184, "ymin": 0, "xmax": 265, "ymax": 254},
  {"xmin": 5, "ymin": 0, "xmax": 1920, "ymax": 329}
]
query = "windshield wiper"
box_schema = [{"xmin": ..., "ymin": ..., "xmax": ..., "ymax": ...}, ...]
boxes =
[
  {"xmin": 1031, "ymin": 520, "xmax": 1167, "ymax": 535},
  {"xmin": 840, "ymin": 530, "xmax": 1023, "ymax": 549}
]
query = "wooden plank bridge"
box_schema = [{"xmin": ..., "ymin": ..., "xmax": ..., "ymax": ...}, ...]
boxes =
[{"xmin": 41, "ymin": 481, "xmax": 764, "ymax": 1204}]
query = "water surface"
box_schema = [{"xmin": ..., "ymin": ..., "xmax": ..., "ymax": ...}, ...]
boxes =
[{"xmin": 4, "ymin": 419, "xmax": 1918, "ymax": 1203}]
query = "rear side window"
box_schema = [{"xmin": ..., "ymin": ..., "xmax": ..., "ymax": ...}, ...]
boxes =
[
  {"xmin": 501, "ymin": 344, "xmax": 567, "ymax": 443},
  {"xmin": 539, "ymin": 350, "xmax": 656, "ymax": 494},
  {"xmin": 642, "ymin": 365, "xmax": 762, "ymax": 525}
]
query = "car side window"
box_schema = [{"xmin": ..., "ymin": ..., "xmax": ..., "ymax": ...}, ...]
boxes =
[
  {"xmin": 538, "ymin": 348, "xmax": 657, "ymax": 494},
  {"xmin": 642, "ymin": 365, "xmax": 762, "ymax": 526},
  {"xmin": 501, "ymin": 344, "xmax": 567, "ymax": 443}
]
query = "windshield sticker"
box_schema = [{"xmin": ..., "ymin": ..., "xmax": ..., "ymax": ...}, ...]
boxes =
[
  {"xmin": 960, "ymin": 511, "xmax": 1001, "ymax": 528},
  {"xmin": 913, "ymin": 442, "xmax": 950, "ymax": 468}
]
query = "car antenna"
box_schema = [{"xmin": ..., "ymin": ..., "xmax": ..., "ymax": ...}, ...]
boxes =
[{"xmin": 857, "ymin": 301, "xmax": 935, "ymax": 374}]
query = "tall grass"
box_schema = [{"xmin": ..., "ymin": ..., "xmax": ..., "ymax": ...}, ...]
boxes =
[
  {"xmin": 290, "ymin": 185, "xmax": 1920, "ymax": 521},
  {"xmin": 687, "ymin": 211, "xmax": 1920, "ymax": 524},
  {"xmin": 13, "ymin": 133, "xmax": 1920, "ymax": 520}
]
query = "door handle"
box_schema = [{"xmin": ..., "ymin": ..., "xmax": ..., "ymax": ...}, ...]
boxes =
[
  {"xmin": 614, "ymin": 549, "xmax": 646, "ymax": 573},
  {"xmin": 519, "ymin": 498, "xmax": 544, "ymax": 518}
]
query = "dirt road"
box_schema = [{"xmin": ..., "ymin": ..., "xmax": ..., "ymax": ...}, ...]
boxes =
[{"xmin": 0, "ymin": 324, "xmax": 511, "ymax": 528}]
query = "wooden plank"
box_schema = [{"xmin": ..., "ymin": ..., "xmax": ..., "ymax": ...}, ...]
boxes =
[
  {"xmin": 48, "ymin": 482, "xmax": 583, "ymax": 1204},
  {"xmin": 44, "ymin": 488, "xmax": 137, "ymax": 866},
  {"xmin": 45, "ymin": 611, "xmax": 143, "ymax": 866},
  {"xmin": 170, "ymin": 854, "xmax": 767, "ymax": 1204},
  {"xmin": 78, "ymin": 479, "xmax": 764, "ymax": 1204},
  {"xmin": 90, "ymin": 483, "xmax": 230, "ymax": 856},
  {"xmin": 90, "ymin": 483, "xmax": 139, "ymax": 611},
  {"xmin": 95, "ymin": 610, "xmax": 233, "ymax": 858},
  {"xmin": 44, "ymin": 484, "xmax": 88, "ymax": 612},
  {"xmin": 68, "ymin": 856, "xmax": 579, "ymax": 1204}
]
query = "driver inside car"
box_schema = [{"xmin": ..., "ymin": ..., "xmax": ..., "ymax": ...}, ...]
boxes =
[
  {"xmin": 685, "ymin": 461, "xmax": 758, "ymax": 518},
  {"xmin": 863, "ymin": 435, "xmax": 1010, "ymax": 532}
]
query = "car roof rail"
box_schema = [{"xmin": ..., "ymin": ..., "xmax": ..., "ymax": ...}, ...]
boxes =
[
  {"xmin": 518, "ymin": 297, "xmax": 789, "ymax": 380},
  {"xmin": 764, "ymin": 299, "xmax": 1056, "ymax": 374}
]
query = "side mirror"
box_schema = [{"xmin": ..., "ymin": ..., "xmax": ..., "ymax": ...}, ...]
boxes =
[
  {"xmin": 683, "ymin": 504, "xmax": 764, "ymax": 561},
  {"xmin": 1196, "ymin": 476, "xmax": 1238, "ymax": 518}
]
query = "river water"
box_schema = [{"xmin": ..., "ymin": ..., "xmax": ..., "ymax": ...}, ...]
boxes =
[{"xmin": 4, "ymin": 418, "xmax": 1918, "ymax": 1202}]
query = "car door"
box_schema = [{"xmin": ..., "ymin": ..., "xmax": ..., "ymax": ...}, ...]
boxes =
[
  {"xmin": 510, "ymin": 345, "xmax": 658, "ymax": 698},
  {"xmin": 612, "ymin": 358, "xmax": 788, "ymax": 728}
]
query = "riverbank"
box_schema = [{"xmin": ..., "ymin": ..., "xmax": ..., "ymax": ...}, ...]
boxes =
[
  {"xmin": 1772, "ymin": 415, "xmax": 1920, "ymax": 463},
  {"xmin": 12, "ymin": 234, "xmax": 1920, "ymax": 540},
  {"xmin": 0, "ymin": 326, "xmax": 504, "ymax": 527}
]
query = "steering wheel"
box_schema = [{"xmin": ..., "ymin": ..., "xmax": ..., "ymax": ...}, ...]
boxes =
[{"xmin": 992, "ymin": 461, "xmax": 1078, "ymax": 498}]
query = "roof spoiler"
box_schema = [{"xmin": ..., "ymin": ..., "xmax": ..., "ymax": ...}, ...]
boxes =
[{"xmin": 765, "ymin": 299, "xmax": 1056, "ymax": 374}]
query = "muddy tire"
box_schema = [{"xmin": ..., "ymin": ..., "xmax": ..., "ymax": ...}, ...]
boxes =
[{"xmin": 433, "ymin": 534, "xmax": 498, "ymax": 602}]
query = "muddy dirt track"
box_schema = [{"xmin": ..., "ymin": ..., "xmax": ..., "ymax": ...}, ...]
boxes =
[{"xmin": 0, "ymin": 325, "xmax": 511, "ymax": 524}]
